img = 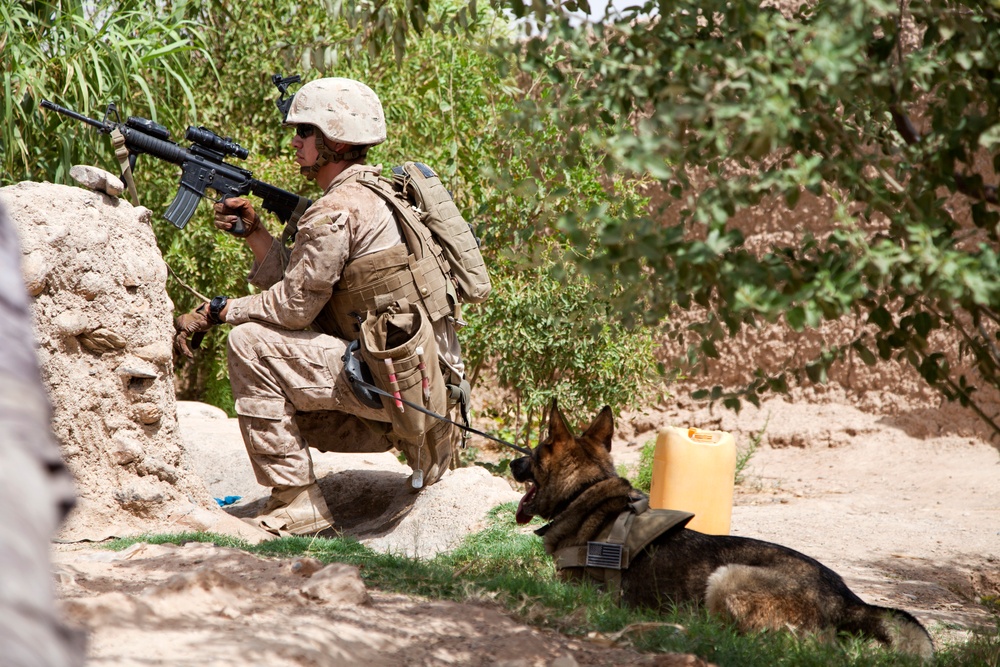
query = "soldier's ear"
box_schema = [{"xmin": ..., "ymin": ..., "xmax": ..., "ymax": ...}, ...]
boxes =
[
  {"xmin": 582, "ymin": 405, "xmax": 614, "ymax": 452},
  {"xmin": 547, "ymin": 400, "xmax": 574, "ymax": 448}
]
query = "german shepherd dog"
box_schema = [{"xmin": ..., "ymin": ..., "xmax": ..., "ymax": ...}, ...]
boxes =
[{"xmin": 511, "ymin": 402, "xmax": 934, "ymax": 659}]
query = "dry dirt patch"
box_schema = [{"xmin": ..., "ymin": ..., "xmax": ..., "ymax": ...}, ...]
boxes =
[{"xmin": 53, "ymin": 398, "xmax": 1000, "ymax": 665}]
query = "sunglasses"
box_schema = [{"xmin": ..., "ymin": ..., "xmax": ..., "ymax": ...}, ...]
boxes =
[{"xmin": 295, "ymin": 124, "xmax": 315, "ymax": 138}]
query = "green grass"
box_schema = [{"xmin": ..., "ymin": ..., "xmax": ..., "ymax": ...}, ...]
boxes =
[
  {"xmin": 735, "ymin": 418, "xmax": 768, "ymax": 485},
  {"xmin": 107, "ymin": 503, "xmax": 999, "ymax": 667},
  {"xmin": 630, "ymin": 438, "xmax": 657, "ymax": 493}
]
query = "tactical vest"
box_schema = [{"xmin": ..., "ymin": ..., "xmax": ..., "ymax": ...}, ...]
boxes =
[
  {"xmin": 327, "ymin": 171, "xmax": 455, "ymax": 339},
  {"xmin": 548, "ymin": 498, "xmax": 694, "ymax": 596}
]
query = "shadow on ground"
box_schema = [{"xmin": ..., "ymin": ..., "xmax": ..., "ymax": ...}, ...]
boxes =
[
  {"xmin": 855, "ymin": 555, "xmax": 1000, "ymax": 634},
  {"xmin": 225, "ymin": 469, "xmax": 419, "ymax": 538}
]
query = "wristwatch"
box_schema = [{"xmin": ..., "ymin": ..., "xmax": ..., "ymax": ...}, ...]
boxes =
[{"xmin": 208, "ymin": 295, "xmax": 228, "ymax": 325}]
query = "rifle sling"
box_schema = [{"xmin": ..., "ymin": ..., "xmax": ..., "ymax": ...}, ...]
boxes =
[{"xmin": 111, "ymin": 128, "xmax": 140, "ymax": 205}]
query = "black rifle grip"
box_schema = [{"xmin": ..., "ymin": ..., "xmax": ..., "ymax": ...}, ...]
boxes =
[
  {"xmin": 191, "ymin": 331, "xmax": 205, "ymax": 349},
  {"xmin": 220, "ymin": 195, "xmax": 245, "ymax": 236}
]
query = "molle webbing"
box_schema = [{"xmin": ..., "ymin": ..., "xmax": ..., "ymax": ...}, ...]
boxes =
[
  {"xmin": 331, "ymin": 245, "xmax": 451, "ymax": 339},
  {"xmin": 392, "ymin": 162, "xmax": 491, "ymax": 304},
  {"xmin": 354, "ymin": 172, "xmax": 455, "ymax": 305}
]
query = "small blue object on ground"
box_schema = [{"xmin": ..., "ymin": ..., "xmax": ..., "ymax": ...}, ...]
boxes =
[{"xmin": 214, "ymin": 495, "xmax": 242, "ymax": 507}]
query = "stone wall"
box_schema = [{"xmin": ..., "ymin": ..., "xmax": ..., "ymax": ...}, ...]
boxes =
[{"xmin": 3, "ymin": 180, "xmax": 260, "ymax": 541}]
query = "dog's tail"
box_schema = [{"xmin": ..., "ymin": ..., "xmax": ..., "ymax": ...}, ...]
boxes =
[{"xmin": 846, "ymin": 604, "xmax": 934, "ymax": 660}]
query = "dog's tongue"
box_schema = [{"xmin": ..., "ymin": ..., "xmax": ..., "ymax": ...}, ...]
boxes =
[{"xmin": 515, "ymin": 483, "xmax": 537, "ymax": 525}]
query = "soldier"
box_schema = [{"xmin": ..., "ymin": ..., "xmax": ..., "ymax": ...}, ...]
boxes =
[
  {"xmin": 0, "ymin": 201, "xmax": 84, "ymax": 666},
  {"xmin": 175, "ymin": 78, "xmax": 463, "ymax": 536}
]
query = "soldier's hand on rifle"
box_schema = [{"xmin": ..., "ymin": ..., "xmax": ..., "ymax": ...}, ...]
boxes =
[
  {"xmin": 173, "ymin": 303, "xmax": 213, "ymax": 359},
  {"xmin": 213, "ymin": 197, "xmax": 260, "ymax": 237}
]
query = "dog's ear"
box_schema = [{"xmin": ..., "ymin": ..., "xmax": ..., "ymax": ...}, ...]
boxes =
[
  {"xmin": 547, "ymin": 400, "xmax": 574, "ymax": 446},
  {"xmin": 581, "ymin": 405, "xmax": 614, "ymax": 452}
]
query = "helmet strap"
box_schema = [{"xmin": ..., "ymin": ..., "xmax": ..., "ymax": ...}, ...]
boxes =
[{"xmin": 300, "ymin": 135, "xmax": 369, "ymax": 180}]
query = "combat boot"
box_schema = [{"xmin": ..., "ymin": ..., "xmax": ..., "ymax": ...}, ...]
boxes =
[{"xmin": 246, "ymin": 483, "xmax": 335, "ymax": 535}]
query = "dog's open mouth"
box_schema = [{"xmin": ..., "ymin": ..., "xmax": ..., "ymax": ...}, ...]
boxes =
[{"xmin": 515, "ymin": 482, "xmax": 537, "ymax": 524}]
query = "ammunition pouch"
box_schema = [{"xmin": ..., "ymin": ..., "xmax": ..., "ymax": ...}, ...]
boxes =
[
  {"xmin": 359, "ymin": 299, "xmax": 446, "ymax": 441},
  {"xmin": 331, "ymin": 244, "xmax": 452, "ymax": 340}
]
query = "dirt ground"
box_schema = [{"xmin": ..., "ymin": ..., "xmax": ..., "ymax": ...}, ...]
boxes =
[
  {"xmin": 14, "ymin": 145, "xmax": 998, "ymax": 666},
  {"xmin": 51, "ymin": 396, "xmax": 1000, "ymax": 666}
]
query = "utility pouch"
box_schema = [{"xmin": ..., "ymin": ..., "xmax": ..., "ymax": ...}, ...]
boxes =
[{"xmin": 359, "ymin": 299, "xmax": 446, "ymax": 440}]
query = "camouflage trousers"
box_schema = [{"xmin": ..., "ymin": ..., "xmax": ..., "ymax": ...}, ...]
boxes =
[{"xmin": 227, "ymin": 322, "xmax": 456, "ymax": 488}]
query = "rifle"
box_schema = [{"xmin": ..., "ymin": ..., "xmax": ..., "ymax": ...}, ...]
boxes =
[{"xmin": 40, "ymin": 99, "xmax": 311, "ymax": 234}]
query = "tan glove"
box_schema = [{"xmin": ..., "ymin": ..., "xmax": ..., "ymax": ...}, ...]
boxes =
[
  {"xmin": 173, "ymin": 303, "xmax": 212, "ymax": 359},
  {"xmin": 213, "ymin": 197, "xmax": 260, "ymax": 237}
]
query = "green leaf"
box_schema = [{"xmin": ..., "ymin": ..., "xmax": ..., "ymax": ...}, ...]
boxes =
[
  {"xmin": 980, "ymin": 123, "xmax": 1000, "ymax": 150},
  {"xmin": 805, "ymin": 362, "xmax": 827, "ymax": 384},
  {"xmin": 786, "ymin": 306, "xmax": 805, "ymax": 331},
  {"xmin": 853, "ymin": 341, "xmax": 877, "ymax": 366},
  {"xmin": 868, "ymin": 307, "xmax": 892, "ymax": 331}
]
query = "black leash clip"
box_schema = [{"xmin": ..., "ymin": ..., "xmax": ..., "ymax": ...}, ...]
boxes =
[{"xmin": 343, "ymin": 339, "xmax": 383, "ymax": 410}]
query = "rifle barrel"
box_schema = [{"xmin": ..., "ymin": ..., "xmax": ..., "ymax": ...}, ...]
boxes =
[{"xmin": 40, "ymin": 99, "xmax": 109, "ymax": 132}]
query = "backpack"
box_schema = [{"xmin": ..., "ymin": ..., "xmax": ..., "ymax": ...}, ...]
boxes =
[{"xmin": 387, "ymin": 162, "xmax": 491, "ymax": 305}]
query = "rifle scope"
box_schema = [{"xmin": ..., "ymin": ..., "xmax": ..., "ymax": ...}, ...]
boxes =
[{"xmin": 185, "ymin": 126, "xmax": 249, "ymax": 160}]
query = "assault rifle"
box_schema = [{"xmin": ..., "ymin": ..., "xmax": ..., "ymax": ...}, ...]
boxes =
[{"xmin": 40, "ymin": 99, "xmax": 311, "ymax": 234}]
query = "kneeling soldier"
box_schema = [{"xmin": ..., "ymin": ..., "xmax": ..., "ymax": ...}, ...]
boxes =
[{"xmin": 175, "ymin": 78, "xmax": 463, "ymax": 535}]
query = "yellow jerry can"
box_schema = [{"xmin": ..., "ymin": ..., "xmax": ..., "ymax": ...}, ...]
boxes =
[{"xmin": 648, "ymin": 426, "xmax": 737, "ymax": 535}]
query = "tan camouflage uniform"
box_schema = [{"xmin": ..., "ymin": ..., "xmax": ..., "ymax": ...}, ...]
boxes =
[
  {"xmin": 225, "ymin": 163, "xmax": 462, "ymax": 488},
  {"xmin": 0, "ymin": 203, "xmax": 84, "ymax": 666}
]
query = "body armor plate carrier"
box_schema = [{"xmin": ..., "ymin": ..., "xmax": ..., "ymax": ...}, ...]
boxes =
[{"xmin": 329, "ymin": 172, "xmax": 455, "ymax": 339}]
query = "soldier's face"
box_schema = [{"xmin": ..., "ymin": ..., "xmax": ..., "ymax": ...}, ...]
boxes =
[{"xmin": 292, "ymin": 131, "xmax": 319, "ymax": 169}]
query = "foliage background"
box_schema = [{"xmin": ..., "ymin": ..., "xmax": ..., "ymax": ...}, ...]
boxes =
[
  {"xmin": 2, "ymin": 0, "xmax": 660, "ymax": 445},
  {"xmin": 499, "ymin": 0, "xmax": 1000, "ymax": 435},
  {"xmin": 5, "ymin": 0, "xmax": 1000, "ymax": 438}
]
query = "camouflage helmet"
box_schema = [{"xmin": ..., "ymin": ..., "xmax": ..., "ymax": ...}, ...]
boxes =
[{"xmin": 284, "ymin": 77, "xmax": 386, "ymax": 146}]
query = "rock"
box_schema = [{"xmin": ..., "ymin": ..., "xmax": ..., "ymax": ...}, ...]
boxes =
[
  {"xmin": 132, "ymin": 342, "xmax": 172, "ymax": 364},
  {"xmin": 79, "ymin": 327, "xmax": 127, "ymax": 352},
  {"xmin": 113, "ymin": 479, "xmax": 166, "ymax": 514},
  {"xmin": 110, "ymin": 431, "xmax": 144, "ymax": 466},
  {"xmin": 116, "ymin": 357, "xmax": 160, "ymax": 380},
  {"xmin": 298, "ymin": 564, "xmax": 371, "ymax": 606},
  {"xmin": 53, "ymin": 311, "xmax": 91, "ymax": 337},
  {"xmin": 70, "ymin": 165, "xmax": 125, "ymax": 197},
  {"xmin": 138, "ymin": 455, "xmax": 178, "ymax": 482},
  {"xmin": 285, "ymin": 557, "xmax": 326, "ymax": 578},
  {"xmin": 21, "ymin": 253, "xmax": 50, "ymax": 296},
  {"xmin": 133, "ymin": 402, "xmax": 163, "ymax": 425},
  {"xmin": 75, "ymin": 271, "xmax": 111, "ymax": 300}
]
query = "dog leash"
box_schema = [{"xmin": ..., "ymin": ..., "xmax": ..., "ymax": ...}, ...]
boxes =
[{"xmin": 346, "ymin": 373, "xmax": 532, "ymax": 455}]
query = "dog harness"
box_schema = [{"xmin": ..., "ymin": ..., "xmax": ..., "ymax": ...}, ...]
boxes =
[{"xmin": 548, "ymin": 497, "xmax": 693, "ymax": 595}]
